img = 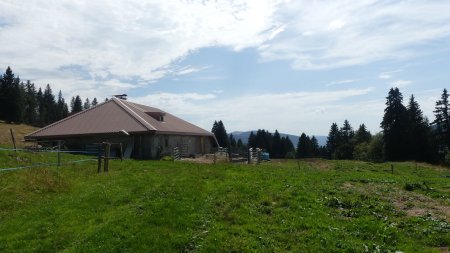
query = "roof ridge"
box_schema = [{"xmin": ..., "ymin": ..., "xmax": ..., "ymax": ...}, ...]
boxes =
[
  {"xmin": 112, "ymin": 97, "xmax": 157, "ymax": 131},
  {"xmin": 25, "ymin": 99, "xmax": 112, "ymax": 138}
]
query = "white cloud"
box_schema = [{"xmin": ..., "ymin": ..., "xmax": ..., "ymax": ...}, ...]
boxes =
[
  {"xmin": 1, "ymin": 0, "xmax": 449, "ymax": 99},
  {"xmin": 0, "ymin": 0, "xmax": 286, "ymax": 93},
  {"xmin": 174, "ymin": 65, "xmax": 210, "ymax": 76},
  {"xmin": 391, "ymin": 80, "xmax": 412, "ymax": 88},
  {"xmin": 326, "ymin": 79, "xmax": 356, "ymax": 87},
  {"xmin": 131, "ymin": 87, "xmax": 379, "ymax": 135},
  {"xmin": 378, "ymin": 70, "xmax": 403, "ymax": 79},
  {"xmin": 259, "ymin": 1, "xmax": 450, "ymax": 70}
]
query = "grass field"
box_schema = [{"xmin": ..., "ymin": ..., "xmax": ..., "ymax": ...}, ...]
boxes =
[
  {"xmin": 0, "ymin": 121, "xmax": 38, "ymax": 148},
  {"xmin": 0, "ymin": 149, "xmax": 449, "ymax": 252}
]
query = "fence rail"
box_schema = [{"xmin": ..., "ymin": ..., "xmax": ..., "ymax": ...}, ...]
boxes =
[{"xmin": 0, "ymin": 142, "xmax": 121, "ymax": 173}]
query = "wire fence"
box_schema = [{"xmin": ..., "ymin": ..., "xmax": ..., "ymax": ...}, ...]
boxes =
[{"xmin": 0, "ymin": 146, "xmax": 99, "ymax": 172}]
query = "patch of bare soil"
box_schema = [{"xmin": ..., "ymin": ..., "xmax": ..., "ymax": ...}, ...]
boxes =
[
  {"xmin": 341, "ymin": 182, "xmax": 450, "ymax": 222},
  {"xmin": 391, "ymin": 193, "xmax": 450, "ymax": 221},
  {"xmin": 303, "ymin": 159, "xmax": 331, "ymax": 171},
  {"xmin": 180, "ymin": 153, "xmax": 229, "ymax": 164}
]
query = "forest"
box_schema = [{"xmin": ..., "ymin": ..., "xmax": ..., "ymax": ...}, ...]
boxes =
[
  {"xmin": 1, "ymin": 66, "xmax": 449, "ymax": 165},
  {"xmin": 212, "ymin": 88, "xmax": 450, "ymax": 165},
  {"xmin": 0, "ymin": 66, "xmax": 100, "ymax": 127}
]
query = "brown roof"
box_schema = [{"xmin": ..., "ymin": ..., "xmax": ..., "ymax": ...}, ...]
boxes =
[{"xmin": 25, "ymin": 97, "xmax": 214, "ymax": 139}]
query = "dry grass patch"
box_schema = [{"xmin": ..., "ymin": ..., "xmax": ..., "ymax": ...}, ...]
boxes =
[
  {"xmin": 341, "ymin": 182, "xmax": 450, "ymax": 222},
  {"xmin": 0, "ymin": 121, "xmax": 38, "ymax": 148}
]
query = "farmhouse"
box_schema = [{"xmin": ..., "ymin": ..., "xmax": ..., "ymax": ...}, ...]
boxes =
[{"xmin": 24, "ymin": 97, "xmax": 218, "ymax": 159}]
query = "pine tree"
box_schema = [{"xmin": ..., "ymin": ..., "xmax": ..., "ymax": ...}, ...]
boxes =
[
  {"xmin": 42, "ymin": 84, "xmax": 56, "ymax": 124},
  {"xmin": 36, "ymin": 88, "xmax": 46, "ymax": 126},
  {"xmin": 354, "ymin": 124, "xmax": 372, "ymax": 145},
  {"xmin": 297, "ymin": 133, "xmax": 310, "ymax": 158},
  {"xmin": 23, "ymin": 80, "xmax": 38, "ymax": 125},
  {"xmin": 56, "ymin": 90, "xmax": 69, "ymax": 120},
  {"xmin": 281, "ymin": 136, "xmax": 295, "ymax": 158},
  {"xmin": 91, "ymin": 97, "xmax": 98, "ymax": 107},
  {"xmin": 1, "ymin": 67, "xmax": 23, "ymax": 123},
  {"xmin": 237, "ymin": 139, "xmax": 243, "ymax": 148},
  {"xmin": 229, "ymin": 133, "xmax": 236, "ymax": 148},
  {"xmin": 407, "ymin": 95, "xmax": 430, "ymax": 161},
  {"xmin": 272, "ymin": 130, "xmax": 282, "ymax": 158},
  {"xmin": 310, "ymin": 136, "xmax": 319, "ymax": 157},
  {"xmin": 10, "ymin": 76, "xmax": 24, "ymax": 123},
  {"xmin": 0, "ymin": 67, "xmax": 14, "ymax": 121},
  {"xmin": 211, "ymin": 120, "xmax": 229, "ymax": 147},
  {"xmin": 335, "ymin": 120, "xmax": 354, "ymax": 159},
  {"xmin": 248, "ymin": 131, "xmax": 256, "ymax": 148},
  {"xmin": 433, "ymin": 89, "xmax": 450, "ymax": 154},
  {"xmin": 71, "ymin": 95, "xmax": 83, "ymax": 113},
  {"xmin": 83, "ymin": 98, "xmax": 91, "ymax": 110},
  {"xmin": 326, "ymin": 123, "xmax": 340, "ymax": 158},
  {"xmin": 381, "ymin": 87, "xmax": 409, "ymax": 161}
]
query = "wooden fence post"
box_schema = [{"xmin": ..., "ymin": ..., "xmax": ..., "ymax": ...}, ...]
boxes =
[
  {"xmin": 57, "ymin": 140, "xmax": 61, "ymax": 167},
  {"xmin": 97, "ymin": 144, "xmax": 102, "ymax": 173},
  {"xmin": 10, "ymin": 129, "xmax": 16, "ymax": 153},
  {"xmin": 104, "ymin": 143, "xmax": 110, "ymax": 172},
  {"xmin": 119, "ymin": 143, "xmax": 123, "ymax": 161}
]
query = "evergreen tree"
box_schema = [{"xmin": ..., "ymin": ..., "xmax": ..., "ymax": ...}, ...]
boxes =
[
  {"xmin": 297, "ymin": 133, "xmax": 310, "ymax": 158},
  {"xmin": 211, "ymin": 120, "xmax": 229, "ymax": 147},
  {"xmin": 254, "ymin": 129, "xmax": 272, "ymax": 151},
  {"xmin": 248, "ymin": 131, "xmax": 256, "ymax": 148},
  {"xmin": 23, "ymin": 80, "xmax": 38, "ymax": 125},
  {"xmin": 36, "ymin": 88, "xmax": 46, "ymax": 126},
  {"xmin": 71, "ymin": 95, "xmax": 83, "ymax": 113},
  {"xmin": 407, "ymin": 95, "xmax": 430, "ymax": 161},
  {"xmin": 381, "ymin": 87, "xmax": 409, "ymax": 161},
  {"xmin": 335, "ymin": 120, "xmax": 354, "ymax": 159},
  {"xmin": 354, "ymin": 124, "xmax": 372, "ymax": 145},
  {"xmin": 272, "ymin": 130, "xmax": 282, "ymax": 158},
  {"xmin": 0, "ymin": 67, "xmax": 14, "ymax": 121},
  {"xmin": 281, "ymin": 136, "xmax": 295, "ymax": 158},
  {"xmin": 229, "ymin": 133, "xmax": 237, "ymax": 148},
  {"xmin": 42, "ymin": 84, "xmax": 56, "ymax": 124},
  {"xmin": 83, "ymin": 98, "xmax": 91, "ymax": 110},
  {"xmin": 433, "ymin": 89, "xmax": 450, "ymax": 154},
  {"xmin": 326, "ymin": 123, "xmax": 340, "ymax": 158},
  {"xmin": 237, "ymin": 139, "xmax": 243, "ymax": 148},
  {"xmin": 1, "ymin": 67, "xmax": 23, "ymax": 123},
  {"xmin": 10, "ymin": 76, "xmax": 24, "ymax": 123},
  {"xmin": 56, "ymin": 90, "xmax": 69, "ymax": 120},
  {"xmin": 310, "ymin": 136, "xmax": 319, "ymax": 157},
  {"xmin": 91, "ymin": 97, "xmax": 98, "ymax": 107}
]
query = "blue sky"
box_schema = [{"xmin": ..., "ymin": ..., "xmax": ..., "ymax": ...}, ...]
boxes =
[{"xmin": 1, "ymin": 0, "xmax": 449, "ymax": 135}]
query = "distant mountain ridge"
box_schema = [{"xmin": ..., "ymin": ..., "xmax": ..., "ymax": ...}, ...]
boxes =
[{"xmin": 230, "ymin": 131, "xmax": 327, "ymax": 147}]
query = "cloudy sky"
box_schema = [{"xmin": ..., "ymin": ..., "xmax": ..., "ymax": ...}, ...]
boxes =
[{"xmin": 1, "ymin": 0, "xmax": 449, "ymax": 135}]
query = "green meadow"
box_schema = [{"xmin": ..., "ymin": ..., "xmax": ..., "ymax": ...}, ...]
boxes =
[{"xmin": 0, "ymin": 150, "xmax": 449, "ymax": 252}]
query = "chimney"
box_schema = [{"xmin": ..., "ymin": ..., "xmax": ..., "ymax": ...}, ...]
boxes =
[{"xmin": 113, "ymin": 94, "xmax": 127, "ymax": 100}]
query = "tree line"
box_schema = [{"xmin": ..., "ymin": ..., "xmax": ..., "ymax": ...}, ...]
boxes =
[
  {"xmin": 212, "ymin": 120, "xmax": 297, "ymax": 158},
  {"xmin": 212, "ymin": 87, "xmax": 450, "ymax": 165},
  {"xmin": 0, "ymin": 67, "xmax": 101, "ymax": 126},
  {"xmin": 325, "ymin": 88, "xmax": 449, "ymax": 164}
]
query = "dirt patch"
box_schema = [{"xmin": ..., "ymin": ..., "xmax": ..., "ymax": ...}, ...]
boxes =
[
  {"xmin": 179, "ymin": 153, "xmax": 229, "ymax": 164},
  {"xmin": 341, "ymin": 182, "xmax": 450, "ymax": 222},
  {"xmin": 391, "ymin": 193, "xmax": 450, "ymax": 221},
  {"xmin": 303, "ymin": 159, "xmax": 331, "ymax": 171}
]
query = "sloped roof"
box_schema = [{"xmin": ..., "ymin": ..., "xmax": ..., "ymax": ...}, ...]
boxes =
[{"xmin": 25, "ymin": 97, "xmax": 214, "ymax": 139}]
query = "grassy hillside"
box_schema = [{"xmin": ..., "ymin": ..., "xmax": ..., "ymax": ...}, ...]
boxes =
[
  {"xmin": 0, "ymin": 151, "xmax": 449, "ymax": 252},
  {"xmin": 0, "ymin": 121, "xmax": 38, "ymax": 148}
]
